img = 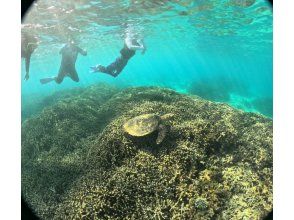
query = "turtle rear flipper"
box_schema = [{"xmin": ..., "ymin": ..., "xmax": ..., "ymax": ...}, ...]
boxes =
[{"xmin": 156, "ymin": 124, "xmax": 167, "ymax": 144}]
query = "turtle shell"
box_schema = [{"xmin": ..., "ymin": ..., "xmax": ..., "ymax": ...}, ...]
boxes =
[{"xmin": 123, "ymin": 114, "xmax": 161, "ymax": 137}]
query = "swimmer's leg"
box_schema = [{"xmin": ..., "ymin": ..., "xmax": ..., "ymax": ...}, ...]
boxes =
[
  {"xmin": 68, "ymin": 69, "xmax": 79, "ymax": 82},
  {"xmin": 40, "ymin": 67, "xmax": 66, "ymax": 84},
  {"xmin": 92, "ymin": 56, "xmax": 128, "ymax": 77},
  {"xmin": 40, "ymin": 77, "xmax": 56, "ymax": 84},
  {"xmin": 54, "ymin": 66, "xmax": 68, "ymax": 84},
  {"xmin": 112, "ymin": 58, "xmax": 128, "ymax": 77}
]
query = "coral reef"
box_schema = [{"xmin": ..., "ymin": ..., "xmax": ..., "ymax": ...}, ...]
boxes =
[
  {"xmin": 22, "ymin": 84, "xmax": 272, "ymax": 219},
  {"xmin": 252, "ymin": 96, "xmax": 273, "ymax": 118},
  {"xmin": 21, "ymin": 84, "xmax": 119, "ymax": 218},
  {"xmin": 187, "ymin": 77, "xmax": 248, "ymax": 102},
  {"xmin": 22, "ymin": 83, "xmax": 120, "ymax": 120},
  {"xmin": 188, "ymin": 79, "xmax": 273, "ymax": 118}
]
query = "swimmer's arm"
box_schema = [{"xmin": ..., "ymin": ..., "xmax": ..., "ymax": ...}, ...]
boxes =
[
  {"xmin": 24, "ymin": 54, "xmax": 31, "ymax": 80},
  {"xmin": 125, "ymin": 38, "xmax": 145, "ymax": 51},
  {"xmin": 139, "ymin": 39, "xmax": 146, "ymax": 54},
  {"xmin": 76, "ymin": 46, "xmax": 87, "ymax": 56}
]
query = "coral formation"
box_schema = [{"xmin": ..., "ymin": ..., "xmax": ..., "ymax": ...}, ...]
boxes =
[
  {"xmin": 188, "ymin": 79, "xmax": 273, "ymax": 118},
  {"xmin": 22, "ymin": 84, "xmax": 272, "ymax": 219},
  {"xmin": 252, "ymin": 97, "xmax": 273, "ymax": 118},
  {"xmin": 187, "ymin": 77, "xmax": 248, "ymax": 102},
  {"xmin": 22, "ymin": 83, "xmax": 120, "ymax": 120}
]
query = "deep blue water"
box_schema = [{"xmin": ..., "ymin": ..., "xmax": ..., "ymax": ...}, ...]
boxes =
[{"xmin": 22, "ymin": 0, "xmax": 273, "ymax": 117}]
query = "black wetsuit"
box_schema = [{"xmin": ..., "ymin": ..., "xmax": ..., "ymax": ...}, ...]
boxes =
[
  {"xmin": 99, "ymin": 43, "xmax": 136, "ymax": 77},
  {"xmin": 55, "ymin": 44, "xmax": 87, "ymax": 84}
]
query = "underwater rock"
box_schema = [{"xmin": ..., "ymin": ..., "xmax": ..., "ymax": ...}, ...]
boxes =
[{"xmin": 22, "ymin": 84, "xmax": 272, "ymax": 220}]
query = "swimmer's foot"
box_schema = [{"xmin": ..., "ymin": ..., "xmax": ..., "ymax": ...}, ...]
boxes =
[
  {"xmin": 40, "ymin": 77, "xmax": 55, "ymax": 84},
  {"xmin": 90, "ymin": 64, "xmax": 103, "ymax": 73}
]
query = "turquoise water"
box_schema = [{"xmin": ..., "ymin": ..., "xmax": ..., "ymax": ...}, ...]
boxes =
[{"xmin": 22, "ymin": 0, "xmax": 272, "ymax": 117}]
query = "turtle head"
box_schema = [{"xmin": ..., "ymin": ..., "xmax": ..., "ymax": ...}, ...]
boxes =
[{"xmin": 160, "ymin": 113, "xmax": 175, "ymax": 121}]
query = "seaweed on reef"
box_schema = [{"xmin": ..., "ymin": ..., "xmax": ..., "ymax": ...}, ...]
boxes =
[{"xmin": 22, "ymin": 84, "xmax": 272, "ymax": 220}]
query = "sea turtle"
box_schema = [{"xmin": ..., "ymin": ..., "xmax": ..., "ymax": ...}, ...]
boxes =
[{"xmin": 123, "ymin": 113, "xmax": 174, "ymax": 144}]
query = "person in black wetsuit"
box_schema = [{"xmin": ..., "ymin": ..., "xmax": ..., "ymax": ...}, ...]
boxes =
[
  {"xmin": 90, "ymin": 35, "xmax": 146, "ymax": 77},
  {"xmin": 40, "ymin": 40, "xmax": 87, "ymax": 84},
  {"xmin": 21, "ymin": 32, "xmax": 38, "ymax": 81}
]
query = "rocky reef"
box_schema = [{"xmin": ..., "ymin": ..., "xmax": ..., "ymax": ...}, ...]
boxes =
[{"xmin": 22, "ymin": 84, "xmax": 272, "ymax": 219}]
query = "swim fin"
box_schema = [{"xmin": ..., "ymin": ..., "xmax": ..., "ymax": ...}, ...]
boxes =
[
  {"xmin": 40, "ymin": 77, "xmax": 55, "ymax": 84},
  {"xmin": 90, "ymin": 64, "xmax": 103, "ymax": 73},
  {"xmin": 90, "ymin": 65, "xmax": 99, "ymax": 73}
]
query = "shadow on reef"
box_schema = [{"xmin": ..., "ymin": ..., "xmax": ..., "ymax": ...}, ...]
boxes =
[{"xmin": 22, "ymin": 84, "xmax": 272, "ymax": 219}]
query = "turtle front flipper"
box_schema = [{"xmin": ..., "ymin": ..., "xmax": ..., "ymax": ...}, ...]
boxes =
[{"xmin": 156, "ymin": 124, "xmax": 167, "ymax": 144}]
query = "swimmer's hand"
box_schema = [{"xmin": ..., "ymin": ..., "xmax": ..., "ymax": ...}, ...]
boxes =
[
  {"xmin": 142, "ymin": 48, "xmax": 146, "ymax": 55},
  {"xmin": 24, "ymin": 74, "xmax": 29, "ymax": 81},
  {"xmin": 90, "ymin": 65, "xmax": 101, "ymax": 73}
]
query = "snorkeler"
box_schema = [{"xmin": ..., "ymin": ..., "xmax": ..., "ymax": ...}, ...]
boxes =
[
  {"xmin": 90, "ymin": 34, "xmax": 146, "ymax": 77},
  {"xmin": 40, "ymin": 40, "xmax": 87, "ymax": 84},
  {"xmin": 21, "ymin": 32, "xmax": 38, "ymax": 81}
]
